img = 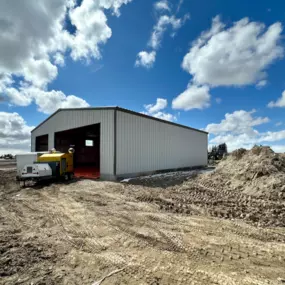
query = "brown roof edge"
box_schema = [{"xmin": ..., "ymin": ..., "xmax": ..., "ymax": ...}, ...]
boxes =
[{"xmin": 31, "ymin": 106, "xmax": 208, "ymax": 135}]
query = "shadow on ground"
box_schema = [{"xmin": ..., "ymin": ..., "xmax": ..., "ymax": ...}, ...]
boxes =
[{"xmin": 122, "ymin": 168, "xmax": 214, "ymax": 188}]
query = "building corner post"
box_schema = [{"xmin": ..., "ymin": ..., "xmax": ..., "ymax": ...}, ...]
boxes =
[{"xmin": 113, "ymin": 108, "xmax": 117, "ymax": 178}]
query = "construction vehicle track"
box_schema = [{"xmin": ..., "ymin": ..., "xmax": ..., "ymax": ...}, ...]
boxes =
[{"xmin": 1, "ymin": 167, "xmax": 285, "ymax": 285}]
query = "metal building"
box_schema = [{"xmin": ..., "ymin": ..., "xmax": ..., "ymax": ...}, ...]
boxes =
[{"xmin": 31, "ymin": 107, "xmax": 208, "ymax": 180}]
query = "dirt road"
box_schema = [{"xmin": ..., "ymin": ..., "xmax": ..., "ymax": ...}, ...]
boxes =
[
  {"xmin": 0, "ymin": 160, "xmax": 16, "ymax": 170},
  {"xmin": 1, "ymin": 170, "xmax": 285, "ymax": 285}
]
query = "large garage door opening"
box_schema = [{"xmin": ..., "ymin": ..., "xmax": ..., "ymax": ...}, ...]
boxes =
[{"xmin": 55, "ymin": 123, "xmax": 100, "ymax": 179}]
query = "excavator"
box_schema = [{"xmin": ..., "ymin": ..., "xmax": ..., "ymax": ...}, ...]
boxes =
[{"xmin": 208, "ymin": 143, "xmax": 228, "ymax": 160}]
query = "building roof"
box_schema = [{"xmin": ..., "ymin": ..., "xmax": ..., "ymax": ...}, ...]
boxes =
[{"xmin": 31, "ymin": 107, "xmax": 208, "ymax": 134}]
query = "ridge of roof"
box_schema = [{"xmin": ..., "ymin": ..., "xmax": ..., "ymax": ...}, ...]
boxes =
[{"xmin": 31, "ymin": 107, "xmax": 208, "ymax": 134}]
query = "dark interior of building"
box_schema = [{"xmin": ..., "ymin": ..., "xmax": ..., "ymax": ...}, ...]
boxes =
[
  {"xmin": 54, "ymin": 123, "xmax": 100, "ymax": 178},
  {"xmin": 35, "ymin": 134, "xmax": 48, "ymax": 151}
]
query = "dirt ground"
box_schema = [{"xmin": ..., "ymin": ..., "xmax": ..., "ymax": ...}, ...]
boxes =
[
  {"xmin": 1, "ymin": 166, "xmax": 285, "ymax": 285},
  {"xmin": 0, "ymin": 159, "xmax": 16, "ymax": 170}
]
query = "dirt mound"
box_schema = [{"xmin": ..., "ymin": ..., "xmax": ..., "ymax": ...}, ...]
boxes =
[
  {"xmin": 200, "ymin": 146, "xmax": 285, "ymax": 199},
  {"xmin": 142, "ymin": 146, "xmax": 285, "ymax": 227},
  {"xmin": 120, "ymin": 147, "xmax": 285, "ymax": 227}
]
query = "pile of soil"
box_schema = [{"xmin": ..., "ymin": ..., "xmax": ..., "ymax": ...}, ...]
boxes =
[
  {"xmin": 198, "ymin": 146, "xmax": 285, "ymax": 199},
  {"xmin": 176, "ymin": 146, "xmax": 285, "ymax": 226},
  {"xmin": 130, "ymin": 146, "xmax": 285, "ymax": 227}
]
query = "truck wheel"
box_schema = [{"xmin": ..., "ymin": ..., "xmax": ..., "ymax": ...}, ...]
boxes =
[
  {"xmin": 64, "ymin": 174, "xmax": 69, "ymax": 181},
  {"xmin": 68, "ymin": 173, "xmax": 74, "ymax": 180}
]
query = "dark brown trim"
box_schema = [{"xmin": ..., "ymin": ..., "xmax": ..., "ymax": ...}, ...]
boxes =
[
  {"xmin": 31, "ymin": 106, "xmax": 208, "ymax": 135},
  {"xmin": 113, "ymin": 109, "xmax": 117, "ymax": 176}
]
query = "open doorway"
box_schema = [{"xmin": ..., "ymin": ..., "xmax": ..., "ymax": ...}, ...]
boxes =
[
  {"xmin": 54, "ymin": 123, "xmax": 100, "ymax": 179},
  {"xmin": 36, "ymin": 134, "xmax": 48, "ymax": 151}
]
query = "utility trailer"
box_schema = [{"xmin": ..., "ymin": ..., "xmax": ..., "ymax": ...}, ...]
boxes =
[
  {"xmin": 16, "ymin": 153, "xmax": 47, "ymax": 178},
  {"xmin": 20, "ymin": 163, "xmax": 52, "ymax": 180},
  {"xmin": 16, "ymin": 149, "xmax": 75, "ymax": 186}
]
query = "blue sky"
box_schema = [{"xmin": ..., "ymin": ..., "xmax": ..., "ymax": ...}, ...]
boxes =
[{"xmin": 0, "ymin": 0, "xmax": 285, "ymax": 153}]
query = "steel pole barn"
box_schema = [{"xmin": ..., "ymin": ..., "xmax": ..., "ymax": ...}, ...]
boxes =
[{"xmin": 31, "ymin": 107, "xmax": 208, "ymax": 180}]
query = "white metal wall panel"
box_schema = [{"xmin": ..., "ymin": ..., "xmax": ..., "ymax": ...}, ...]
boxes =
[
  {"xmin": 116, "ymin": 111, "xmax": 208, "ymax": 175},
  {"xmin": 31, "ymin": 109, "xmax": 114, "ymax": 176}
]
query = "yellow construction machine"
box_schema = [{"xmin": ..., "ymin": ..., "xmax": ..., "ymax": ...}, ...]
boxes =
[{"xmin": 17, "ymin": 148, "xmax": 75, "ymax": 184}]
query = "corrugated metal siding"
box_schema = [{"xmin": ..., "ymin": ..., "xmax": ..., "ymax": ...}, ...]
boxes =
[
  {"xmin": 116, "ymin": 111, "xmax": 208, "ymax": 175},
  {"xmin": 31, "ymin": 109, "xmax": 114, "ymax": 176}
]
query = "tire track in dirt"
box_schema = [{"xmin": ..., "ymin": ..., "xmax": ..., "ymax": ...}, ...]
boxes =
[{"xmin": 1, "ymin": 172, "xmax": 285, "ymax": 284}]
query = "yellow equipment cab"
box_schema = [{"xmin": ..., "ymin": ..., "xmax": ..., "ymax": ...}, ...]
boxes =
[{"xmin": 37, "ymin": 152, "xmax": 74, "ymax": 180}]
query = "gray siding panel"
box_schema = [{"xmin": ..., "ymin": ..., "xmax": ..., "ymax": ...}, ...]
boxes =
[
  {"xmin": 31, "ymin": 109, "xmax": 114, "ymax": 176},
  {"xmin": 116, "ymin": 111, "xmax": 208, "ymax": 176}
]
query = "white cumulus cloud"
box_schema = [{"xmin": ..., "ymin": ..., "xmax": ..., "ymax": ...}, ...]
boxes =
[
  {"xmin": 22, "ymin": 59, "xmax": 58, "ymax": 88},
  {"xmin": 0, "ymin": 0, "xmax": 134, "ymax": 153},
  {"xmin": 152, "ymin": 111, "xmax": 177, "ymax": 121},
  {"xmin": 268, "ymin": 90, "xmax": 285, "ymax": 108},
  {"xmin": 27, "ymin": 87, "xmax": 90, "ymax": 114},
  {"xmin": 149, "ymin": 15, "xmax": 187, "ymax": 50},
  {"xmin": 142, "ymin": 98, "xmax": 176, "ymax": 122},
  {"xmin": 0, "ymin": 77, "xmax": 89, "ymax": 114},
  {"xmin": 144, "ymin": 98, "xmax": 167, "ymax": 113},
  {"xmin": 69, "ymin": 1, "xmax": 112, "ymax": 61},
  {"xmin": 135, "ymin": 51, "xmax": 156, "ymax": 69},
  {"xmin": 0, "ymin": 112, "xmax": 34, "ymax": 154},
  {"xmin": 256, "ymin": 80, "xmax": 267, "ymax": 88},
  {"xmin": 261, "ymin": 130, "xmax": 285, "ymax": 142},
  {"xmin": 205, "ymin": 110, "xmax": 269, "ymax": 135},
  {"xmin": 135, "ymin": 2, "xmax": 189, "ymax": 68},
  {"xmin": 54, "ymin": 53, "xmax": 65, "ymax": 66},
  {"xmin": 5, "ymin": 88, "xmax": 32, "ymax": 107},
  {"xmin": 182, "ymin": 16, "xmax": 283, "ymax": 87},
  {"xmin": 154, "ymin": 0, "xmax": 170, "ymax": 12},
  {"xmin": 205, "ymin": 109, "xmax": 285, "ymax": 152},
  {"xmin": 0, "ymin": 0, "xmax": 133, "ymax": 112},
  {"xmin": 98, "ymin": 0, "xmax": 134, "ymax": 16},
  {"xmin": 172, "ymin": 84, "xmax": 211, "ymax": 110}
]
